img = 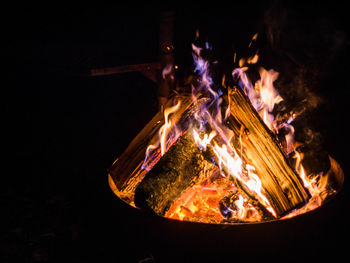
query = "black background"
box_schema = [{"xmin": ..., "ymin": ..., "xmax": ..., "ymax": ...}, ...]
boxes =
[{"xmin": 4, "ymin": 1, "xmax": 350, "ymax": 262}]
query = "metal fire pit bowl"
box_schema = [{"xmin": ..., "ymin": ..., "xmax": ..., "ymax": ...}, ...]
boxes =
[{"xmin": 109, "ymin": 150, "xmax": 345, "ymax": 261}]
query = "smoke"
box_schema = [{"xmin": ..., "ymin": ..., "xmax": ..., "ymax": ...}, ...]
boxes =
[
  {"xmin": 261, "ymin": 0, "xmax": 347, "ymax": 102},
  {"xmin": 259, "ymin": 0, "xmax": 348, "ymax": 172},
  {"xmin": 261, "ymin": 1, "xmax": 347, "ymax": 112}
]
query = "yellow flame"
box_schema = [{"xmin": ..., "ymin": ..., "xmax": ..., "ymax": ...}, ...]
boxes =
[
  {"xmin": 159, "ymin": 100, "xmax": 182, "ymax": 155},
  {"xmin": 239, "ymin": 58, "xmax": 246, "ymax": 67},
  {"xmin": 251, "ymin": 68, "xmax": 283, "ymax": 130},
  {"xmin": 248, "ymin": 33, "xmax": 258, "ymax": 48},
  {"xmin": 193, "ymin": 130, "xmax": 217, "ymax": 150},
  {"xmin": 236, "ymin": 195, "xmax": 245, "ymax": 218},
  {"xmin": 247, "ymin": 53, "xmax": 259, "ymax": 64}
]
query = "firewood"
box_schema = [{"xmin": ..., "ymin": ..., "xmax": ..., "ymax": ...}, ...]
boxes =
[
  {"xmin": 108, "ymin": 94, "xmax": 195, "ymax": 205},
  {"xmin": 225, "ymin": 87, "xmax": 310, "ymax": 217},
  {"xmin": 134, "ymin": 131, "xmax": 217, "ymax": 216}
]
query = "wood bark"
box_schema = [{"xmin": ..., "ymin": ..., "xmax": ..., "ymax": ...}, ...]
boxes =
[{"xmin": 134, "ymin": 131, "xmax": 216, "ymax": 215}]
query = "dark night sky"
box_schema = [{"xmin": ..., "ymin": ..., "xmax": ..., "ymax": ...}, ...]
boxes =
[{"xmin": 4, "ymin": 1, "xmax": 350, "ymax": 262}]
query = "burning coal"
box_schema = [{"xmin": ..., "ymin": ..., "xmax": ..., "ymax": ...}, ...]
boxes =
[{"xmin": 108, "ymin": 37, "xmax": 343, "ymax": 224}]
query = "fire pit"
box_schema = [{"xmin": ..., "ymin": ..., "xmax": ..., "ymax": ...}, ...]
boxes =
[{"xmin": 108, "ymin": 40, "xmax": 344, "ymax": 225}]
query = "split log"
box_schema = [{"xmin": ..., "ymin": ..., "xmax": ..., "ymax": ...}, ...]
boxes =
[
  {"xmin": 225, "ymin": 87, "xmax": 310, "ymax": 217},
  {"xmin": 108, "ymin": 94, "xmax": 195, "ymax": 205},
  {"xmin": 134, "ymin": 131, "xmax": 217, "ymax": 216}
]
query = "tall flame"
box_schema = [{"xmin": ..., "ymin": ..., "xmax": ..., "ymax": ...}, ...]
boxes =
[
  {"xmin": 159, "ymin": 101, "xmax": 181, "ymax": 155},
  {"xmin": 141, "ymin": 99, "xmax": 181, "ymax": 171},
  {"xmin": 232, "ymin": 67, "xmax": 283, "ymax": 131}
]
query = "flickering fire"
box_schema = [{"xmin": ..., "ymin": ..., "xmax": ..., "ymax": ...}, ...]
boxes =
[
  {"xmin": 137, "ymin": 38, "xmax": 340, "ymax": 223},
  {"xmin": 142, "ymin": 100, "xmax": 182, "ymax": 172},
  {"xmin": 109, "ymin": 33, "xmax": 343, "ymax": 225}
]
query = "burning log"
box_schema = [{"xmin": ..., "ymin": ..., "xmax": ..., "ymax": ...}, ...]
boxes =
[
  {"xmin": 225, "ymin": 87, "xmax": 310, "ymax": 217},
  {"xmin": 134, "ymin": 131, "xmax": 217, "ymax": 216},
  {"xmin": 108, "ymin": 95, "xmax": 193, "ymax": 204}
]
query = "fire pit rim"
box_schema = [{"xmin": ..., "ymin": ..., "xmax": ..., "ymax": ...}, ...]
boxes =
[{"xmin": 108, "ymin": 154, "xmax": 344, "ymax": 225}]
